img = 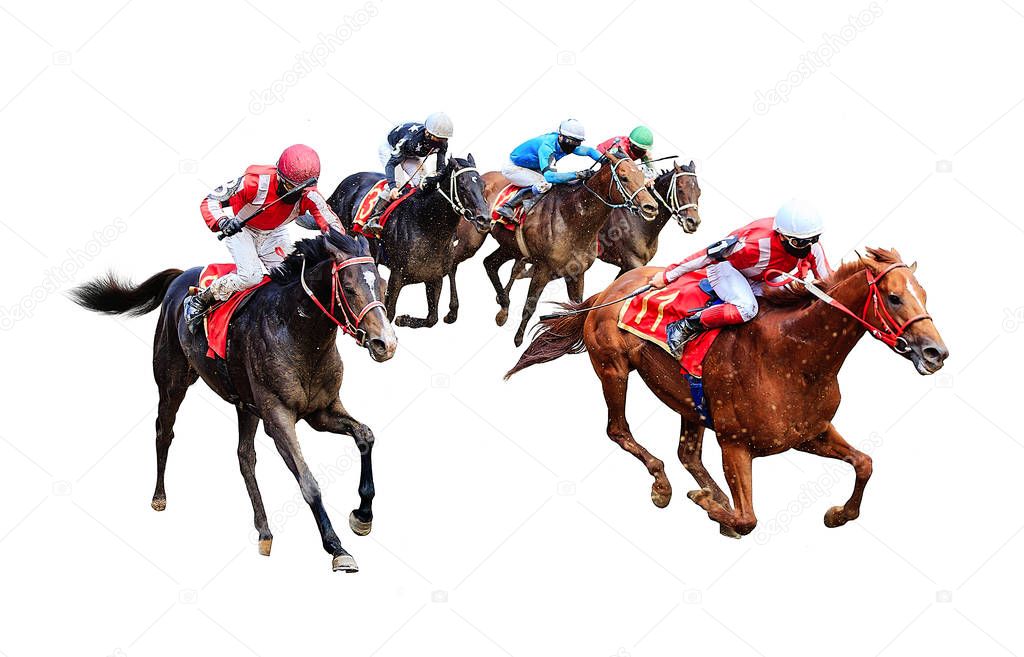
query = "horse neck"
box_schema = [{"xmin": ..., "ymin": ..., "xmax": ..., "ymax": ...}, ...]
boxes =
[
  {"xmin": 278, "ymin": 262, "xmax": 340, "ymax": 350},
  {"xmin": 770, "ymin": 272, "xmax": 870, "ymax": 380},
  {"xmin": 413, "ymin": 178, "xmax": 460, "ymax": 232},
  {"xmin": 641, "ymin": 174, "xmax": 677, "ymax": 235},
  {"xmin": 569, "ymin": 166, "xmax": 618, "ymax": 236}
]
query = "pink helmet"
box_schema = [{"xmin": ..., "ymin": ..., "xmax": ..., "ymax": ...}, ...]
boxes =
[{"xmin": 277, "ymin": 144, "xmax": 320, "ymax": 184}]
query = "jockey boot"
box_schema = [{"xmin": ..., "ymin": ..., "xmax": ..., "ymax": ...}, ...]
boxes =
[
  {"xmin": 496, "ymin": 188, "xmax": 534, "ymax": 220},
  {"xmin": 362, "ymin": 195, "xmax": 389, "ymax": 238},
  {"xmin": 184, "ymin": 287, "xmax": 215, "ymax": 335},
  {"xmin": 665, "ymin": 315, "xmax": 704, "ymax": 359}
]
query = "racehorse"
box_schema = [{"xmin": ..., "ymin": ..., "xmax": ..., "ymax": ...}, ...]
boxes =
[
  {"xmin": 449, "ymin": 150, "xmax": 658, "ymax": 346},
  {"xmin": 71, "ymin": 230, "xmax": 396, "ymax": 572},
  {"xmin": 326, "ymin": 155, "xmax": 491, "ymax": 327},
  {"xmin": 597, "ymin": 160, "xmax": 701, "ymax": 277},
  {"xmin": 506, "ymin": 248, "xmax": 948, "ymax": 537}
]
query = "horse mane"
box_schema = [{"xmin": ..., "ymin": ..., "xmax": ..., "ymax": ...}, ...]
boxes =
[
  {"xmin": 269, "ymin": 230, "xmax": 369, "ymax": 284},
  {"xmin": 760, "ymin": 246, "xmax": 903, "ymax": 308}
]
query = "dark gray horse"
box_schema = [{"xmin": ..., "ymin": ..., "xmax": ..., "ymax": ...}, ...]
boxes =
[
  {"xmin": 597, "ymin": 160, "xmax": 701, "ymax": 276},
  {"xmin": 71, "ymin": 230, "xmax": 396, "ymax": 573},
  {"xmin": 327, "ymin": 155, "xmax": 491, "ymax": 327}
]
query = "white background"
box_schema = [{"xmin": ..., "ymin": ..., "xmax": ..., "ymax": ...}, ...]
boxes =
[{"xmin": 0, "ymin": 1, "xmax": 1021, "ymax": 655}]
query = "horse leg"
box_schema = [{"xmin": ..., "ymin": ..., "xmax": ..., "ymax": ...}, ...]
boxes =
[
  {"xmin": 795, "ymin": 424, "xmax": 872, "ymax": 528},
  {"xmin": 305, "ymin": 401, "xmax": 376, "ymax": 536},
  {"xmin": 396, "ymin": 279, "xmax": 442, "ymax": 328},
  {"xmin": 593, "ymin": 352, "xmax": 672, "ymax": 507},
  {"xmin": 514, "ymin": 266, "xmax": 554, "ymax": 347},
  {"xmin": 444, "ymin": 268, "xmax": 459, "ymax": 324},
  {"xmin": 677, "ymin": 417, "xmax": 739, "ymax": 538},
  {"xmin": 483, "ymin": 246, "xmax": 514, "ymax": 326},
  {"xmin": 687, "ymin": 442, "xmax": 757, "ymax": 535},
  {"xmin": 151, "ymin": 343, "xmax": 196, "ymax": 512},
  {"xmin": 262, "ymin": 407, "xmax": 357, "ymax": 572},
  {"xmin": 384, "ymin": 270, "xmax": 404, "ymax": 322},
  {"xmin": 236, "ymin": 408, "xmax": 272, "ymax": 555},
  {"xmin": 564, "ymin": 272, "xmax": 584, "ymax": 304}
]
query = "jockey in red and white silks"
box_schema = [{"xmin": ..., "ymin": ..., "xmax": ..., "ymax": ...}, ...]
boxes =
[
  {"xmin": 185, "ymin": 144, "xmax": 344, "ymax": 333},
  {"xmin": 651, "ymin": 199, "xmax": 832, "ymax": 356}
]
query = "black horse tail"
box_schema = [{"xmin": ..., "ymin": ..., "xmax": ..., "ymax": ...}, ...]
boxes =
[
  {"xmin": 70, "ymin": 269, "xmax": 183, "ymax": 317},
  {"xmin": 505, "ymin": 296, "xmax": 596, "ymax": 379}
]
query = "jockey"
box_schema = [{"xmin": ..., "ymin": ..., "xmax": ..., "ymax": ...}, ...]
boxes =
[
  {"xmin": 651, "ymin": 199, "xmax": 833, "ymax": 357},
  {"xmin": 184, "ymin": 144, "xmax": 344, "ymax": 333},
  {"xmin": 358, "ymin": 112, "xmax": 454, "ymax": 236},
  {"xmin": 596, "ymin": 125, "xmax": 655, "ymax": 177},
  {"xmin": 495, "ymin": 118, "xmax": 603, "ymax": 219}
]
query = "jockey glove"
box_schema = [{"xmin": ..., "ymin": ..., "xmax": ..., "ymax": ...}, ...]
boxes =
[{"xmin": 219, "ymin": 217, "xmax": 244, "ymax": 237}]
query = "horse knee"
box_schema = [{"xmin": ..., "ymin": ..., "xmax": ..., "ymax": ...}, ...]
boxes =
[
  {"xmin": 298, "ymin": 475, "xmax": 322, "ymax": 506},
  {"xmin": 851, "ymin": 453, "xmax": 872, "ymax": 479}
]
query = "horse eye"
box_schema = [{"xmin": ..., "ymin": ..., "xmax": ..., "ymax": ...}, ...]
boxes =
[{"xmin": 887, "ymin": 293, "xmax": 902, "ymax": 306}]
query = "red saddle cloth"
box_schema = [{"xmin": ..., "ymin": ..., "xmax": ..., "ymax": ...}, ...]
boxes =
[
  {"xmin": 197, "ymin": 264, "xmax": 269, "ymax": 360},
  {"xmin": 490, "ymin": 183, "xmax": 526, "ymax": 229},
  {"xmin": 617, "ymin": 269, "xmax": 721, "ymax": 377},
  {"xmin": 351, "ymin": 180, "xmax": 416, "ymax": 235}
]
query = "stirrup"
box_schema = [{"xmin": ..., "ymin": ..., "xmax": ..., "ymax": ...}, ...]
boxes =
[{"xmin": 362, "ymin": 217, "xmax": 383, "ymax": 237}]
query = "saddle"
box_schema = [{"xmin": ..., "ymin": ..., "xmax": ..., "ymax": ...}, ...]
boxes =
[
  {"xmin": 351, "ymin": 180, "xmax": 416, "ymax": 236},
  {"xmin": 491, "ymin": 183, "xmax": 527, "ymax": 229},
  {"xmin": 195, "ymin": 264, "xmax": 268, "ymax": 360}
]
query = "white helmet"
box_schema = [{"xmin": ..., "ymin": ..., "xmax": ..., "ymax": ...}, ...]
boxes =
[
  {"xmin": 424, "ymin": 112, "xmax": 453, "ymax": 139},
  {"xmin": 773, "ymin": 198, "xmax": 824, "ymax": 239},
  {"xmin": 558, "ymin": 118, "xmax": 586, "ymax": 140}
]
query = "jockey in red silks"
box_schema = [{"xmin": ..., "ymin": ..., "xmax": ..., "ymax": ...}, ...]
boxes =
[
  {"xmin": 650, "ymin": 199, "xmax": 833, "ymax": 357},
  {"xmin": 184, "ymin": 144, "xmax": 344, "ymax": 333}
]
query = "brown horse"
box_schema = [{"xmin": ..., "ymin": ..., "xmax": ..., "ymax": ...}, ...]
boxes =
[
  {"xmin": 449, "ymin": 151, "xmax": 657, "ymax": 346},
  {"xmin": 506, "ymin": 248, "xmax": 948, "ymax": 537},
  {"xmin": 597, "ymin": 160, "xmax": 701, "ymax": 277}
]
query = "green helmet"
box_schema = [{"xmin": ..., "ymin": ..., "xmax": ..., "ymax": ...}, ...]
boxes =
[{"xmin": 628, "ymin": 125, "xmax": 654, "ymax": 150}]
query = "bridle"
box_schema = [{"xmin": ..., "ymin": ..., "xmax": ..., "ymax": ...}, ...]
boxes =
[
  {"xmin": 768, "ymin": 262, "xmax": 932, "ymax": 354},
  {"xmin": 650, "ymin": 170, "xmax": 699, "ymax": 226},
  {"xmin": 435, "ymin": 162, "xmax": 484, "ymax": 223},
  {"xmin": 299, "ymin": 253, "xmax": 385, "ymax": 346},
  {"xmin": 583, "ymin": 157, "xmax": 650, "ymax": 217}
]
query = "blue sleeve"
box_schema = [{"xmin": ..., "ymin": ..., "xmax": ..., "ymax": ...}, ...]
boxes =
[
  {"xmin": 574, "ymin": 145, "xmax": 603, "ymax": 161},
  {"xmin": 536, "ymin": 142, "xmax": 556, "ymax": 171},
  {"xmin": 544, "ymin": 170, "xmax": 577, "ymax": 184}
]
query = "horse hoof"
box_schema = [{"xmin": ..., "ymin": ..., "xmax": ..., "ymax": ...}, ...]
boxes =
[
  {"xmin": 258, "ymin": 538, "xmax": 273, "ymax": 556},
  {"xmin": 651, "ymin": 483, "xmax": 672, "ymax": 508},
  {"xmin": 349, "ymin": 511, "xmax": 372, "ymax": 536},
  {"xmin": 332, "ymin": 553, "xmax": 359, "ymax": 573},
  {"xmin": 687, "ymin": 488, "xmax": 714, "ymax": 511},
  {"xmin": 151, "ymin": 497, "xmax": 166, "ymax": 512},
  {"xmin": 496, "ymin": 309, "xmax": 508, "ymax": 326},
  {"xmin": 824, "ymin": 506, "xmax": 850, "ymax": 528},
  {"xmin": 443, "ymin": 311, "xmax": 457, "ymax": 324},
  {"xmin": 720, "ymin": 525, "xmax": 742, "ymax": 539}
]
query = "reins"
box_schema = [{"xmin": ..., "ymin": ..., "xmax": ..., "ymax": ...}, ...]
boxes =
[
  {"xmin": 299, "ymin": 253, "xmax": 385, "ymax": 345},
  {"xmin": 766, "ymin": 263, "xmax": 932, "ymax": 353}
]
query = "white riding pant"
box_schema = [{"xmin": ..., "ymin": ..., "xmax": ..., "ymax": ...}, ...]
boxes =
[
  {"xmin": 500, "ymin": 160, "xmax": 551, "ymax": 193},
  {"xmin": 378, "ymin": 142, "xmax": 427, "ymax": 188},
  {"xmin": 210, "ymin": 225, "xmax": 291, "ymax": 301},
  {"xmin": 706, "ymin": 261, "xmax": 759, "ymax": 321}
]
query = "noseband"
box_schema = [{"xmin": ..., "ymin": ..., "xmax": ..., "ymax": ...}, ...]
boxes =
[
  {"xmin": 435, "ymin": 163, "xmax": 481, "ymax": 221},
  {"xmin": 769, "ymin": 263, "xmax": 932, "ymax": 353},
  {"xmin": 299, "ymin": 254, "xmax": 385, "ymax": 346}
]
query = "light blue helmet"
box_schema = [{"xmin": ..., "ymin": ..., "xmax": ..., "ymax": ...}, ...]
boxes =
[{"xmin": 773, "ymin": 199, "xmax": 824, "ymax": 239}]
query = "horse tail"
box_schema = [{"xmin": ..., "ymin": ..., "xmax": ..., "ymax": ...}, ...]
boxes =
[
  {"xmin": 505, "ymin": 296, "xmax": 597, "ymax": 379},
  {"xmin": 70, "ymin": 269, "xmax": 183, "ymax": 317}
]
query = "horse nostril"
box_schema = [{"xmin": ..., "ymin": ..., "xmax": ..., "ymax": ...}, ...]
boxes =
[
  {"xmin": 642, "ymin": 203, "xmax": 658, "ymax": 215},
  {"xmin": 369, "ymin": 338, "xmax": 387, "ymax": 355},
  {"xmin": 923, "ymin": 345, "xmax": 945, "ymax": 362}
]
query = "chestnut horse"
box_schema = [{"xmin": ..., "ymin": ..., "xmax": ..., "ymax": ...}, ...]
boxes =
[
  {"xmin": 507, "ymin": 248, "xmax": 948, "ymax": 537},
  {"xmin": 597, "ymin": 160, "xmax": 701, "ymax": 277},
  {"xmin": 450, "ymin": 151, "xmax": 658, "ymax": 345}
]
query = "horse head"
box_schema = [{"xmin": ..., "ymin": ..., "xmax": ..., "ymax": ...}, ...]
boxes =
[
  {"xmin": 665, "ymin": 160, "xmax": 700, "ymax": 233},
  {"xmin": 431, "ymin": 154, "xmax": 492, "ymax": 233},
  {"xmin": 857, "ymin": 248, "xmax": 948, "ymax": 374},
  {"xmin": 321, "ymin": 230, "xmax": 397, "ymax": 362},
  {"xmin": 598, "ymin": 150, "xmax": 658, "ymax": 221}
]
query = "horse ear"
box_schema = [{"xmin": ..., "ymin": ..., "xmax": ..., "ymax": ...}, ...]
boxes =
[
  {"xmin": 468, "ymin": 152, "xmax": 476, "ymax": 166},
  {"xmin": 673, "ymin": 160, "xmax": 682, "ymax": 172},
  {"xmin": 688, "ymin": 160, "xmax": 695, "ymax": 170},
  {"xmin": 909, "ymin": 261, "xmax": 918, "ymax": 272}
]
